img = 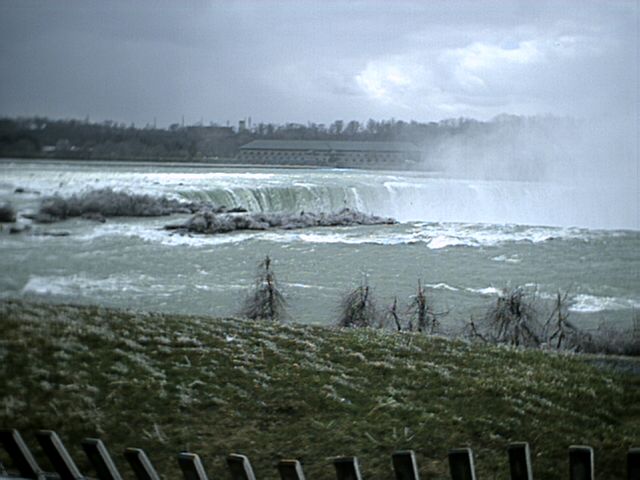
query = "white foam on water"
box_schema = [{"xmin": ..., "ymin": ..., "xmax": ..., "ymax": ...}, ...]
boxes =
[
  {"xmin": 294, "ymin": 230, "xmax": 415, "ymax": 246},
  {"xmin": 290, "ymin": 232, "xmax": 351, "ymax": 244},
  {"xmin": 141, "ymin": 230, "xmax": 257, "ymax": 247},
  {"xmin": 284, "ymin": 282, "xmax": 315, "ymax": 289},
  {"xmin": 424, "ymin": 283, "xmax": 460, "ymax": 292},
  {"xmin": 194, "ymin": 283, "xmax": 246, "ymax": 291},
  {"xmin": 426, "ymin": 235, "xmax": 470, "ymax": 249},
  {"xmin": 68, "ymin": 219, "xmax": 603, "ymax": 250},
  {"xmin": 569, "ymin": 294, "xmax": 640, "ymax": 313},
  {"xmin": 492, "ymin": 254, "xmax": 522, "ymax": 263},
  {"xmin": 75, "ymin": 222, "xmax": 257, "ymax": 247},
  {"xmin": 267, "ymin": 222, "xmax": 594, "ymax": 249},
  {"xmin": 466, "ymin": 286, "xmax": 502, "ymax": 296},
  {"xmin": 415, "ymin": 222, "xmax": 592, "ymax": 248}
]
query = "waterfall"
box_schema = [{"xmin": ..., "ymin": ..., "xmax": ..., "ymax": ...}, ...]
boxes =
[
  {"xmin": 1, "ymin": 161, "xmax": 634, "ymax": 230},
  {"xmin": 176, "ymin": 178, "xmax": 635, "ymax": 230}
]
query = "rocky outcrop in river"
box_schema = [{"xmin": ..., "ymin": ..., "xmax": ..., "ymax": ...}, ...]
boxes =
[
  {"xmin": 11, "ymin": 187, "xmax": 394, "ymax": 234},
  {"xmin": 25, "ymin": 188, "xmax": 245, "ymax": 223},
  {"xmin": 165, "ymin": 208, "xmax": 396, "ymax": 235}
]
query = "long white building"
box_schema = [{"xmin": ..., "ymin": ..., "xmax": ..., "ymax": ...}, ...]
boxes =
[{"xmin": 237, "ymin": 140, "xmax": 421, "ymax": 168}]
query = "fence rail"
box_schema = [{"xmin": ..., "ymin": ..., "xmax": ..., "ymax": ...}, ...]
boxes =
[{"xmin": 1, "ymin": 428, "xmax": 638, "ymax": 480}]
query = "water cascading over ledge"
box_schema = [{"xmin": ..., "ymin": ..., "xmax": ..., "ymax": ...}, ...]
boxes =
[{"xmin": 174, "ymin": 178, "xmax": 635, "ymax": 229}]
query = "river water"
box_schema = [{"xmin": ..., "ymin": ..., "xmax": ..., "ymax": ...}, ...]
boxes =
[{"xmin": 1, "ymin": 159, "xmax": 638, "ymax": 330}]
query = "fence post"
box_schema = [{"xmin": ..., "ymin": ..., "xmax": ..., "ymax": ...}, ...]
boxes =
[
  {"xmin": 392, "ymin": 450, "xmax": 420, "ymax": 480},
  {"xmin": 277, "ymin": 459, "xmax": 306, "ymax": 480},
  {"xmin": 227, "ymin": 453, "xmax": 257, "ymax": 480},
  {"xmin": 0, "ymin": 428, "xmax": 43, "ymax": 478},
  {"xmin": 333, "ymin": 456, "xmax": 362, "ymax": 480},
  {"xmin": 35, "ymin": 430, "xmax": 84, "ymax": 480},
  {"xmin": 123, "ymin": 447, "xmax": 161, "ymax": 480},
  {"xmin": 177, "ymin": 452, "xmax": 209, "ymax": 480},
  {"xmin": 628, "ymin": 448, "xmax": 640, "ymax": 480},
  {"xmin": 569, "ymin": 446, "xmax": 594, "ymax": 480},
  {"xmin": 0, "ymin": 429, "xmax": 45, "ymax": 479},
  {"xmin": 507, "ymin": 442, "xmax": 533, "ymax": 480},
  {"xmin": 81, "ymin": 438, "xmax": 123, "ymax": 480},
  {"xmin": 448, "ymin": 448, "xmax": 476, "ymax": 480}
]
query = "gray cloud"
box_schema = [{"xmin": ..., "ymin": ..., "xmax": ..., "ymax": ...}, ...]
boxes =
[{"xmin": 0, "ymin": 0, "xmax": 637, "ymax": 125}]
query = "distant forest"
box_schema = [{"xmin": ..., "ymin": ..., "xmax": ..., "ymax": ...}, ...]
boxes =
[{"xmin": 0, "ymin": 115, "xmax": 576, "ymax": 168}]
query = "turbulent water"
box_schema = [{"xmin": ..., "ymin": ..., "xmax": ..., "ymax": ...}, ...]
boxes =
[{"xmin": 1, "ymin": 159, "xmax": 638, "ymax": 330}]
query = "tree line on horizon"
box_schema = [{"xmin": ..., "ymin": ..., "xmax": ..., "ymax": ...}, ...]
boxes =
[{"xmin": 0, "ymin": 114, "xmax": 576, "ymax": 165}]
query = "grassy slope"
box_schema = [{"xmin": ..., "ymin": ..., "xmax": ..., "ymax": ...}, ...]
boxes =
[{"xmin": 0, "ymin": 300, "xmax": 638, "ymax": 480}]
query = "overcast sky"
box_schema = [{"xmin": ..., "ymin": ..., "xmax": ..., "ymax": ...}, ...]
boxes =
[{"xmin": 0, "ymin": 0, "xmax": 637, "ymax": 127}]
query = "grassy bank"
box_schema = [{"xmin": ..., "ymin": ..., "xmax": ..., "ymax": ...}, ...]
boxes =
[{"xmin": 0, "ymin": 300, "xmax": 638, "ymax": 479}]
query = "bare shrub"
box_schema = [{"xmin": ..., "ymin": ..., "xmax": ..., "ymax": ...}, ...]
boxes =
[
  {"xmin": 387, "ymin": 296, "xmax": 402, "ymax": 331},
  {"xmin": 581, "ymin": 315, "xmax": 640, "ymax": 356},
  {"xmin": 0, "ymin": 202, "xmax": 16, "ymax": 223},
  {"xmin": 464, "ymin": 287, "xmax": 637, "ymax": 356},
  {"xmin": 463, "ymin": 316, "xmax": 488, "ymax": 343},
  {"xmin": 240, "ymin": 256, "xmax": 287, "ymax": 322},
  {"xmin": 543, "ymin": 290, "xmax": 589, "ymax": 351},
  {"xmin": 406, "ymin": 280, "xmax": 446, "ymax": 334},
  {"xmin": 338, "ymin": 281, "xmax": 378, "ymax": 328},
  {"xmin": 483, "ymin": 287, "xmax": 543, "ymax": 347}
]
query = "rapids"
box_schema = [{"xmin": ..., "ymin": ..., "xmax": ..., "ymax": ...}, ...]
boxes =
[{"xmin": 1, "ymin": 159, "xmax": 638, "ymax": 329}]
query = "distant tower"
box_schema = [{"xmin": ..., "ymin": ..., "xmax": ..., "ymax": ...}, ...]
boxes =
[{"xmin": 238, "ymin": 120, "xmax": 246, "ymax": 132}]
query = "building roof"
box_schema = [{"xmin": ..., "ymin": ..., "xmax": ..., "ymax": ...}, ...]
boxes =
[{"xmin": 239, "ymin": 140, "xmax": 419, "ymax": 153}]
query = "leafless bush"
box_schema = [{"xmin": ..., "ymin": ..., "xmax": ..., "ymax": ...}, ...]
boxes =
[
  {"xmin": 338, "ymin": 280, "xmax": 378, "ymax": 328},
  {"xmin": 240, "ymin": 255, "xmax": 287, "ymax": 322},
  {"xmin": 543, "ymin": 290, "xmax": 590, "ymax": 351},
  {"xmin": 581, "ymin": 314, "xmax": 640, "ymax": 356},
  {"xmin": 463, "ymin": 316, "xmax": 488, "ymax": 343},
  {"xmin": 406, "ymin": 280, "xmax": 447, "ymax": 334},
  {"xmin": 482, "ymin": 287, "xmax": 543, "ymax": 347},
  {"xmin": 387, "ymin": 297, "xmax": 402, "ymax": 331},
  {"xmin": 0, "ymin": 202, "xmax": 16, "ymax": 223},
  {"xmin": 465, "ymin": 287, "xmax": 638, "ymax": 356}
]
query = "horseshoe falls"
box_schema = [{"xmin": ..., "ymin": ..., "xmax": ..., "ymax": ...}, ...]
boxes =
[{"xmin": 1, "ymin": 159, "xmax": 638, "ymax": 329}]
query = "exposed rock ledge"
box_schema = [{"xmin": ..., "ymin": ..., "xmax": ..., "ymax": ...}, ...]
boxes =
[
  {"xmin": 24, "ymin": 188, "xmax": 245, "ymax": 223},
  {"xmin": 165, "ymin": 208, "xmax": 396, "ymax": 235}
]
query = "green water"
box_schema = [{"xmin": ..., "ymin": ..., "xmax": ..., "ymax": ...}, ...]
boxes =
[{"xmin": 1, "ymin": 160, "xmax": 638, "ymax": 329}]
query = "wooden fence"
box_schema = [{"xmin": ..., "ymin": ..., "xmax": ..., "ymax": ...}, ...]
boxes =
[{"xmin": 1, "ymin": 428, "xmax": 638, "ymax": 480}]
